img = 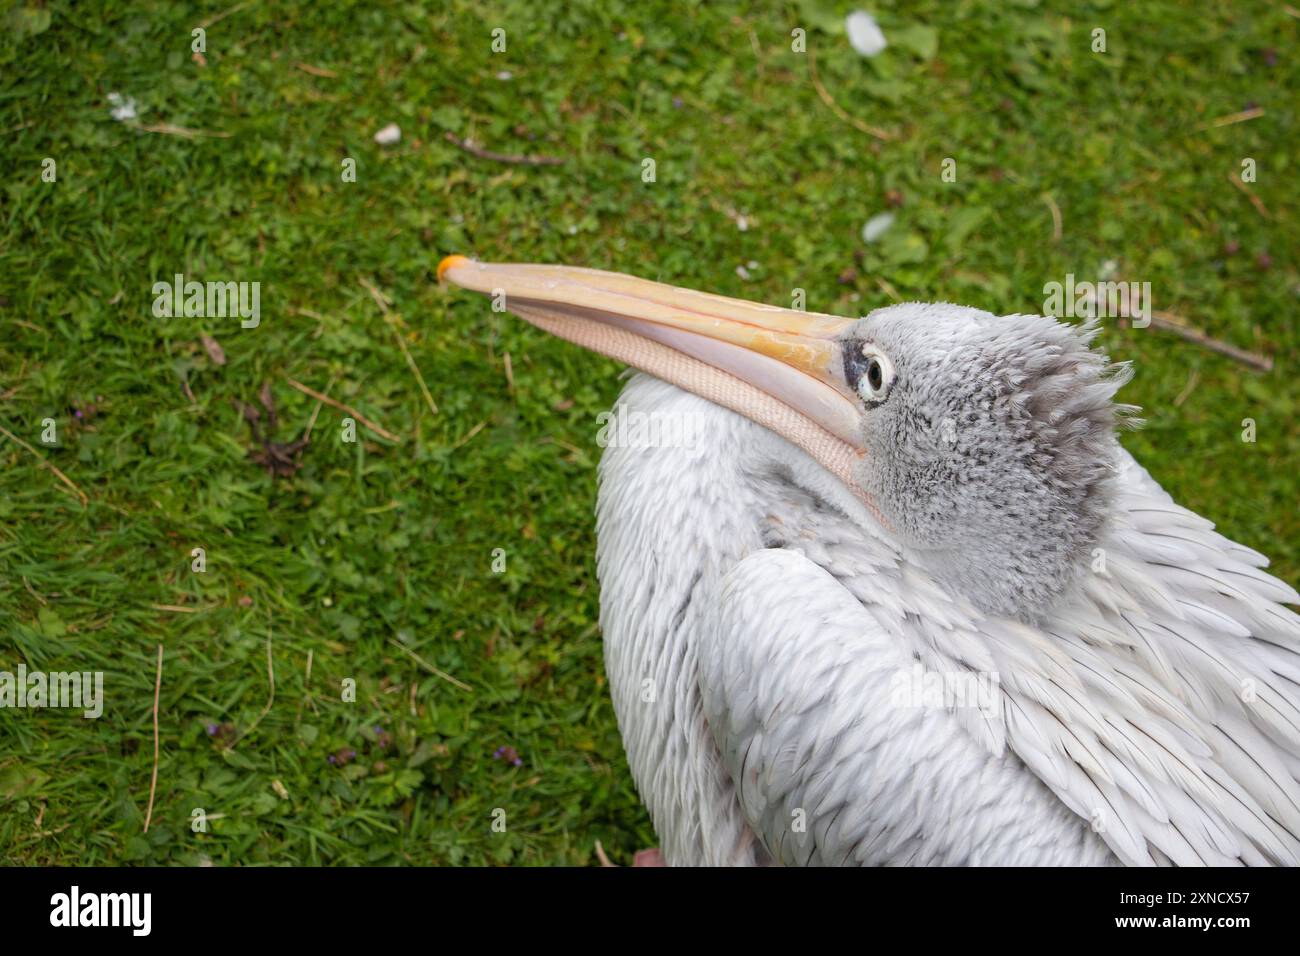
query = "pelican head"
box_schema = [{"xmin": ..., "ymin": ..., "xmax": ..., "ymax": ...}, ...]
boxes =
[
  {"xmin": 839, "ymin": 302, "xmax": 1135, "ymax": 617},
  {"xmin": 439, "ymin": 257, "xmax": 1136, "ymax": 619}
]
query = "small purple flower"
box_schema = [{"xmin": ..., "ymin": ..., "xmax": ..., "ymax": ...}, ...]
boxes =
[
  {"xmin": 74, "ymin": 409, "xmax": 84, "ymax": 419},
  {"xmin": 205, "ymin": 723, "xmax": 218, "ymax": 736},
  {"xmin": 512, "ymin": 757, "xmax": 522, "ymax": 767},
  {"xmin": 493, "ymin": 745, "xmax": 522, "ymax": 765},
  {"xmin": 328, "ymin": 754, "xmax": 337, "ymax": 764}
]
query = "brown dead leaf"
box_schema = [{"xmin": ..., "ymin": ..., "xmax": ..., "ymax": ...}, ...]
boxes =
[
  {"xmin": 295, "ymin": 62, "xmax": 338, "ymax": 78},
  {"xmin": 200, "ymin": 333, "xmax": 226, "ymax": 365}
]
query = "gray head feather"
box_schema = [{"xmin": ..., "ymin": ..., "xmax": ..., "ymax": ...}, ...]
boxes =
[{"xmin": 845, "ymin": 303, "xmax": 1139, "ymax": 620}]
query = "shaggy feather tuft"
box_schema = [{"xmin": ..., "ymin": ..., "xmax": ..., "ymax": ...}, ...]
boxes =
[{"xmin": 847, "ymin": 305, "xmax": 1141, "ymax": 619}]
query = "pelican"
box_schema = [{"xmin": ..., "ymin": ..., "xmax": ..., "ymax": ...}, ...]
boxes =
[{"xmin": 439, "ymin": 254, "xmax": 1300, "ymax": 866}]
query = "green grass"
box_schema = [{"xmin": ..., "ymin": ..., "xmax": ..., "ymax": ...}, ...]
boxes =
[{"xmin": 0, "ymin": 0, "xmax": 1295, "ymax": 865}]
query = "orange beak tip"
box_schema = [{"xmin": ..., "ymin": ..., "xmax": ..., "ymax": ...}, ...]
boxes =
[{"xmin": 437, "ymin": 254, "xmax": 471, "ymax": 283}]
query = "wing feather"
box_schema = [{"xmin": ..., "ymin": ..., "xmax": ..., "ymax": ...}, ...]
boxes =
[{"xmin": 700, "ymin": 548, "xmax": 1113, "ymax": 864}]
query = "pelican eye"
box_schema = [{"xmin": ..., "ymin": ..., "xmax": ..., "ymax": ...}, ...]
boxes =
[{"xmin": 852, "ymin": 345, "xmax": 895, "ymax": 403}]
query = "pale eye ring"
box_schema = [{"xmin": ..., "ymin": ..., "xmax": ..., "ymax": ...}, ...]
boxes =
[{"xmin": 856, "ymin": 347, "xmax": 894, "ymax": 402}]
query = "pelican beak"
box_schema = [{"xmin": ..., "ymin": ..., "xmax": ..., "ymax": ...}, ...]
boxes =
[{"xmin": 437, "ymin": 257, "xmax": 864, "ymax": 453}]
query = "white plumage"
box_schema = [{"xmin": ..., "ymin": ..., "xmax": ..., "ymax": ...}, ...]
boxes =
[
  {"xmin": 439, "ymin": 256, "xmax": 1300, "ymax": 866},
  {"xmin": 598, "ymin": 374, "xmax": 1300, "ymax": 865}
]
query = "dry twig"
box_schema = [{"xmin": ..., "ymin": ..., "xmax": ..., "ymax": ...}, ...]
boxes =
[
  {"xmin": 295, "ymin": 62, "xmax": 338, "ymax": 78},
  {"xmin": 284, "ymin": 377, "xmax": 403, "ymax": 442},
  {"xmin": 1228, "ymin": 171, "xmax": 1270, "ymax": 219},
  {"xmin": 230, "ymin": 629, "xmax": 276, "ymax": 749},
  {"xmin": 1149, "ymin": 311, "xmax": 1273, "ymax": 372},
  {"xmin": 1197, "ymin": 106, "xmax": 1264, "ymax": 130},
  {"xmin": 1041, "ymin": 193, "xmax": 1063, "ymax": 242},
  {"xmin": 198, "ymin": 0, "xmax": 252, "ymax": 28},
  {"xmin": 443, "ymin": 131, "xmax": 564, "ymax": 166},
  {"xmin": 0, "ymin": 423, "xmax": 88, "ymax": 505},
  {"xmin": 807, "ymin": 48, "xmax": 893, "ymax": 141},
  {"xmin": 143, "ymin": 644, "xmax": 163, "ymax": 833},
  {"xmin": 388, "ymin": 638, "xmax": 472, "ymax": 692},
  {"xmin": 359, "ymin": 277, "xmax": 440, "ymax": 416},
  {"xmin": 127, "ymin": 122, "xmax": 232, "ymax": 139}
]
